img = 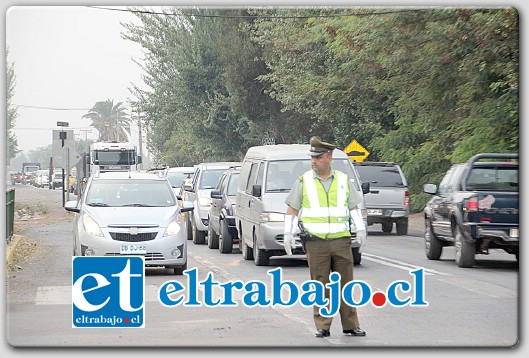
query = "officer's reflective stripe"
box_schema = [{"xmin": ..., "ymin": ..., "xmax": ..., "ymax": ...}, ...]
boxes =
[
  {"xmin": 303, "ymin": 171, "xmax": 320, "ymax": 208},
  {"xmin": 303, "ymin": 222, "xmax": 350, "ymax": 233},
  {"xmin": 301, "ymin": 207, "xmax": 349, "ymax": 217}
]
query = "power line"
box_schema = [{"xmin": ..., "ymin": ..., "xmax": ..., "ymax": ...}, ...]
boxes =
[
  {"xmin": 14, "ymin": 104, "xmax": 92, "ymax": 111},
  {"xmin": 13, "ymin": 103, "xmax": 134, "ymax": 111},
  {"xmin": 87, "ymin": 6, "xmax": 423, "ymax": 19},
  {"xmin": 13, "ymin": 127, "xmax": 95, "ymax": 130}
]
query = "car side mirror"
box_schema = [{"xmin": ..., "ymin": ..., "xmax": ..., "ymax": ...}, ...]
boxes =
[
  {"xmin": 252, "ymin": 184, "xmax": 261, "ymax": 197},
  {"xmin": 180, "ymin": 200, "xmax": 194, "ymax": 213},
  {"xmin": 210, "ymin": 190, "xmax": 222, "ymax": 199},
  {"xmin": 423, "ymin": 183, "xmax": 438, "ymax": 195},
  {"xmin": 361, "ymin": 182, "xmax": 370, "ymax": 194},
  {"xmin": 183, "ymin": 184, "xmax": 193, "ymax": 192},
  {"xmin": 64, "ymin": 200, "xmax": 80, "ymax": 213}
]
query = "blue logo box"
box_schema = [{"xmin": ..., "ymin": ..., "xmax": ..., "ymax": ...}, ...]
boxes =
[{"xmin": 72, "ymin": 256, "xmax": 145, "ymax": 328}]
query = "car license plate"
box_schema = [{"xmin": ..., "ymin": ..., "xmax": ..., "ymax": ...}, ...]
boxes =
[
  {"xmin": 367, "ymin": 209, "xmax": 383, "ymax": 216},
  {"xmin": 510, "ymin": 228, "xmax": 519, "ymax": 238},
  {"xmin": 120, "ymin": 244, "xmax": 147, "ymax": 255}
]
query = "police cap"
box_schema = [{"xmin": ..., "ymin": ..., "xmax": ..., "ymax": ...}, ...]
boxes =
[{"xmin": 308, "ymin": 136, "xmax": 336, "ymax": 157}]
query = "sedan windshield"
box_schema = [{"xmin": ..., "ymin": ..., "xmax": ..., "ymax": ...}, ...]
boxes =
[{"xmin": 86, "ymin": 180, "xmax": 176, "ymax": 207}]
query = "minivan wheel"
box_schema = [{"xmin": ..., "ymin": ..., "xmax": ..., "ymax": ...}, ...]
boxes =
[
  {"xmin": 192, "ymin": 216, "xmax": 206, "ymax": 244},
  {"xmin": 241, "ymin": 236, "xmax": 253, "ymax": 260},
  {"xmin": 219, "ymin": 219, "xmax": 233, "ymax": 254},
  {"xmin": 208, "ymin": 222, "xmax": 219, "ymax": 249},
  {"xmin": 253, "ymin": 235, "xmax": 270, "ymax": 266}
]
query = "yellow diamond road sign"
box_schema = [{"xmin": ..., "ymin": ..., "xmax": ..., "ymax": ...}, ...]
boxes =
[{"xmin": 344, "ymin": 140, "xmax": 370, "ymax": 162}]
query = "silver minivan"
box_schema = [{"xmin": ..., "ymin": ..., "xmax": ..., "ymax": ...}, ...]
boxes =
[{"xmin": 235, "ymin": 144, "xmax": 368, "ymax": 266}]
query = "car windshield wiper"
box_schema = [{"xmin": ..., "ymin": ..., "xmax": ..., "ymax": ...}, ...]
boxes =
[
  {"xmin": 267, "ymin": 188, "xmax": 290, "ymax": 192},
  {"xmin": 87, "ymin": 202, "xmax": 110, "ymax": 207},
  {"xmin": 120, "ymin": 203, "xmax": 157, "ymax": 207}
]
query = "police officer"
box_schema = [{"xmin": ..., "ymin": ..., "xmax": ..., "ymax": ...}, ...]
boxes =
[{"xmin": 284, "ymin": 136, "xmax": 367, "ymax": 338}]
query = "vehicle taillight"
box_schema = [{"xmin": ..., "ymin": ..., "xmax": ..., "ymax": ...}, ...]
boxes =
[
  {"xmin": 466, "ymin": 197, "xmax": 479, "ymax": 212},
  {"xmin": 404, "ymin": 191, "xmax": 410, "ymax": 206}
]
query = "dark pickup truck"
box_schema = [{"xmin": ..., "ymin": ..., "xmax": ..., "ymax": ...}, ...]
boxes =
[{"xmin": 423, "ymin": 153, "xmax": 518, "ymax": 268}]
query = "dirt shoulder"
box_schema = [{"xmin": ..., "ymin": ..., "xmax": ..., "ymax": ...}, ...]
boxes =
[{"xmin": 6, "ymin": 185, "xmax": 75, "ymax": 273}]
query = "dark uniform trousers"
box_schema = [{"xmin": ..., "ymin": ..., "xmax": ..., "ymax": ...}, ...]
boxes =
[{"xmin": 305, "ymin": 237, "xmax": 360, "ymax": 331}]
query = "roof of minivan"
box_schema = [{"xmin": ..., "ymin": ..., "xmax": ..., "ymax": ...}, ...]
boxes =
[{"xmin": 244, "ymin": 144, "xmax": 349, "ymax": 160}]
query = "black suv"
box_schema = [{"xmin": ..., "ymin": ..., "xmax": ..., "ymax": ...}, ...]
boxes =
[
  {"xmin": 353, "ymin": 162, "xmax": 410, "ymax": 235},
  {"xmin": 207, "ymin": 167, "xmax": 240, "ymax": 253}
]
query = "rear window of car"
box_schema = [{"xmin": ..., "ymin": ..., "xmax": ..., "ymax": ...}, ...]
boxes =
[
  {"xmin": 355, "ymin": 165, "xmax": 406, "ymax": 187},
  {"xmin": 86, "ymin": 179, "xmax": 176, "ymax": 207},
  {"xmin": 167, "ymin": 171, "xmax": 193, "ymax": 188},
  {"xmin": 199, "ymin": 169, "xmax": 226, "ymax": 189},
  {"xmin": 466, "ymin": 166, "xmax": 518, "ymax": 192}
]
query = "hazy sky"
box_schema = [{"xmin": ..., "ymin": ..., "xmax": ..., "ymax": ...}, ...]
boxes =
[{"xmin": 6, "ymin": 6, "xmax": 146, "ymax": 153}]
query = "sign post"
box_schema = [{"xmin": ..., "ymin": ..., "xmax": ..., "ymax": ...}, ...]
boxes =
[
  {"xmin": 344, "ymin": 139, "xmax": 370, "ymax": 162},
  {"xmin": 56, "ymin": 122, "xmax": 69, "ymax": 206}
]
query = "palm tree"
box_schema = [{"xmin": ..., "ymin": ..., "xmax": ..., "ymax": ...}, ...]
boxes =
[{"xmin": 82, "ymin": 99, "xmax": 131, "ymax": 141}]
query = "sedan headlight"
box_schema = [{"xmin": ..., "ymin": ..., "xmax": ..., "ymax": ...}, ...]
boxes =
[
  {"xmin": 164, "ymin": 221, "xmax": 182, "ymax": 236},
  {"xmin": 260, "ymin": 212, "xmax": 285, "ymax": 222},
  {"xmin": 82, "ymin": 213, "xmax": 103, "ymax": 237}
]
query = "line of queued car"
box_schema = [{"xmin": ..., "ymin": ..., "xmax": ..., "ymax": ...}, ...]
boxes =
[
  {"xmin": 63, "ymin": 144, "xmax": 518, "ymax": 275},
  {"xmin": 181, "ymin": 144, "xmax": 370, "ymax": 267}
]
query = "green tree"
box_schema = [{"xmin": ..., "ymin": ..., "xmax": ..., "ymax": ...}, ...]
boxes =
[
  {"xmin": 248, "ymin": 8, "xmax": 518, "ymax": 211},
  {"xmin": 123, "ymin": 7, "xmax": 518, "ymax": 212},
  {"xmin": 82, "ymin": 99, "xmax": 131, "ymax": 141},
  {"xmin": 6, "ymin": 48, "xmax": 19, "ymax": 162},
  {"xmin": 123, "ymin": 8, "xmax": 251, "ymax": 163}
]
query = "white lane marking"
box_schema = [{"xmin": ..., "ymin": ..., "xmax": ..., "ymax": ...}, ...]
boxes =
[
  {"xmin": 362, "ymin": 253, "xmax": 452, "ymax": 276},
  {"xmin": 437, "ymin": 278, "xmax": 517, "ymax": 298}
]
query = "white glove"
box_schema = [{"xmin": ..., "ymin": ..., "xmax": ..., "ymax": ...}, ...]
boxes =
[
  {"xmin": 356, "ymin": 229, "xmax": 367, "ymax": 253},
  {"xmin": 283, "ymin": 215, "xmax": 294, "ymax": 256},
  {"xmin": 350, "ymin": 208, "xmax": 367, "ymax": 252}
]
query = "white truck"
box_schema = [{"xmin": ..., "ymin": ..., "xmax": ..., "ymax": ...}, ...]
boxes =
[
  {"xmin": 75, "ymin": 141, "xmax": 142, "ymax": 197},
  {"xmin": 88, "ymin": 141, "xmax": 142, "ymax": 176}
]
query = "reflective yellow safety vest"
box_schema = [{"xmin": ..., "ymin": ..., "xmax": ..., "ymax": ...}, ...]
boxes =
[{"xmin": 299, "ymin": 170, "xmax": 351, "ymax": 239}]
